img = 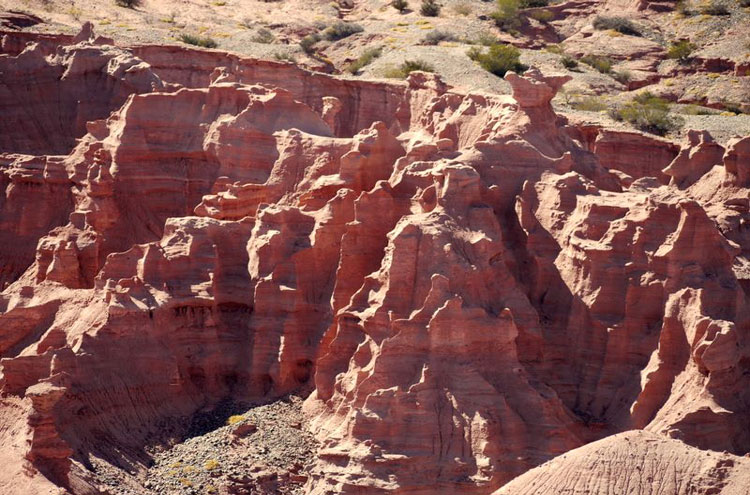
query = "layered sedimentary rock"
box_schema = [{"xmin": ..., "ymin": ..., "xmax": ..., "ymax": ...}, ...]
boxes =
[
  {"xmin": 0, "ymin": 27, "xmax": 749, "ymax": 495},
  {"xmin": 495, "ymin": 430, "xmax": 750, "ymax": 495}
]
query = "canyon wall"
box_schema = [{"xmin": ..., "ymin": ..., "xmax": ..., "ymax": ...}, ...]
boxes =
[{"xmin": 0, "ymin": 27, "xmax": 748, "ymax": 495}]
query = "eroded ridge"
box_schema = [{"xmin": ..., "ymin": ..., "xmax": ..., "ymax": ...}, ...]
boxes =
[{"xmin": 0, "ymin": 27, "xmax": 748, "ymax": 495}]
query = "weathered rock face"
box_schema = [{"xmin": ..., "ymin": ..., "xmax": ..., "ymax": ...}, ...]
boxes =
[{"xmin": 0, "ymin": 29, "xmax": 749, "ymax": 495}]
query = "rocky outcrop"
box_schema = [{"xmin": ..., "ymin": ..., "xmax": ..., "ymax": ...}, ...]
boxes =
[{"xmin": 0, "ymin": 28, "xmax": 749, "ymax": 495}]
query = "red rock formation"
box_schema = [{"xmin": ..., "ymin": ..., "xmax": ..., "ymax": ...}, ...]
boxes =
[{"xmin": 0, "ymin": 27, "xmax": 749, "ymax": 495}]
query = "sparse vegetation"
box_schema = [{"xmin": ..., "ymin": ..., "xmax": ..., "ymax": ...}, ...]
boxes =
[
  {"xmin": 204, "ymin": 459, "xmax": 220, "ymax": 471},
  {"xmin": 345, "ymin": 47, "xmax": 382, "ymax": 73},
  {"xmin": 452, "ymin": 2, "xmax": 473, "ymax": 15},
  {"xmin": 472, "ymin": 31, "xmax": 499, "ymax": 46},
  {"xmin": 580, "ymin": 54, "xmax": 612, "ymax": 73},
  {"xmin": 392, "ymin": 0, "xmax": 409, "ymax": 11},
  {"xmin": 492, "ymin": 0, "xmax": 520, "ymax": 30},
  {"xmin": 467, "ymin": 43, "xmax": 526, "ymax": 77},
  {"xmin": 115, "ymin": 0, "xmax": 141, "ymax": 8},
  {"xmin": 323, "ymin": 22, "xmax": 364, "ymax": 41},
  {"xmin": 252, "ymin": 28, "xmax": 275, "ymax": 44},
  {"xmin": 609, "ymin": 92, "xmax": 684, "ymax": 136},
  {"xmin": 179, "ymin": 33, "xmax": 218, "ymax": 48},
  {"xmin": 592, "ymin": 16, "xmax": 641, "ymax": 36},
  {"xmin": 420, "ymin": 0, "xmax": 441, "ymax": 16},
  {"xmin": 528, "ymin": 9, "xmax": 554, "ymax": 22},
  {"xmin": 422, "ymin": 30, "xmax": 457, "ymax": 45},
  {"xmin": 274, "ymin": 52, "xmax": 297, "ymax": 63},
  {"xmin": 721, "ymin": 99, "xmax": 748, "ymax": 114},
  {"xmin": 561, "ymin": 55, "xmax": 578, "ymax": 69},
  {"xmin": 678, "ymin": 104, "xmax": 715, "ymax": 115},
  {"xmin": 226, "ymin": 415, "xmax": 245, "ymax": 425},
  {"xmin": 569, "ymin": 94, "xmax": 608, "ymax": 112},
  {"xmin": 384, "ymin": 59, "xmax": 435, "ymax": 78},
  {"xmin": 300, "ymin": 33, "xmax": 321, "ymax": 53},
  {"xmin": 699, "ymin": 0, "xmax": 730, "ymax": 14},
  {"xmin": 613, "ymin": 69, "xmax": 632, "ymax": 84},
  {"xmin": 675, "ymin": 0, "xmax": 696, "ymax": 16},
  {"xmin": 667, "ymin": 40, "xmax": 697, "ymax": 62}
]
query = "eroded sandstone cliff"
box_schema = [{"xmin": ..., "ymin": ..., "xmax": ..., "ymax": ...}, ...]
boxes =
[{"xmin": 0, "ymin": 26, "xmax": 748, "ymax": 495}]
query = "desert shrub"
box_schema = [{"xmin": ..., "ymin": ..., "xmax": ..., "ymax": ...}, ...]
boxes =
[
  {"xmin": 422, "ymin": 29, "xmax": 457, "ymax": 45},
  {"xmin": 323, "ymin": 22, "xmax": 363, "ymax": 41},
  {"xmin": 699, "ymin": 0, "xmax": 730, "ymax": 14},
  {"xmin": 345, "ymin": 46, "xmax": 382, "ymax": 73},
  {"xmin": 274, "ymin": 52, "xmax": 297, "ymax": 63},
  {"xmin": 384, "ymin": 59, "xmax": 435, "ymax": 78},
  {"xmin": 492, "ymin": 0, "xmax": 520, "ymax": 29},
  {"xmin": 392, "ymin": 0, "xmax": 409, "ymax": 11},
  {"xmin": 204, "ymin": 459, "xmax": 220, "ymax": 471},
  {"xmin": 545, "ymin": 43, "xmax": 564, "ymax": 54},
  {"xmin": 571, "ymin": 95, "xmax": 607, "ymax": 111},
  {"xmin": 467, "ymin": 43, "xmax": 526, "ymax": 77},
  {"xmin": 609, "ymin": 92, "xmax": 684, "ymax": 135},
  {"xmin": 612, "ymin": 69, "xmax": 631, "ymax": 84},
  {"xmin": 300, "ymin": 33, "xmax": 321, "ymax": 53},
  {"xmin": 115, "ymin": 0, "xmax": 141, "ymax": 7},
  {"xmin": 226, "ymin": 415, "xmax": 245, "ymax": 425},
  {"xmin": 561, "ymin": 55, "xmax": 578, "ymax": 69},
  {"xmin": 528, "ymin": 9, "xmax": 554, "ymax": 21},
  {"xmin": 667, "ymin": 40, "xmax": 697, "ymax": 62},
  {"xmin": 581, "ymin": 54, "xmax": 612, "ymax": 73},
  {"xmin": 474, "ymin": 31, "xmax": 499, "ymax": 45},
  {"xmin": 420, "ymin": 0, "xmax": 441, "ymax": 16},
  {"xmin": 452, "ymin": 2, "xmax": 473, "ymax": 15},
  {"xmin": 675, "ymin": 0, "xmax": 696, "ymax": 15},
  {"xmin": 722, "ymin": 100, "xmax": 747, "ymax": 114},
  {"xmin": 592, "ymin": 15, "xmax": 641, "ymax": 36},
  {"xmin": 678, "ymin": 104, "xmax": 715, "ymax": 115},
  {"xmin": 252, "ymin": 28, "xmax": 275, "ymax": 43},
  {"xmin": 179, "ymin": 33, "xmax": 218, "ymax": 48}
]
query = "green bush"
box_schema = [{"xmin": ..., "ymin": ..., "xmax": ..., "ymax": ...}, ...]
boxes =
[
  {"xmin": 323, "ymin": 22, "xmax": 363, "ymax": 41},
  {"xmin": 467, "ymin": 43, "xmax": 526, "ymax": 77},
  {"xmin": 422, "ymin": 30, "xmax": 457, "ymax": 45},
  {"xmin": 581, "ymin": 54, "xmax": 612, "ymax": 73},
  {"xmin": 420, "ymin": 0, "xmax": 441, "ymax": 16},
  {"xmin": 561, "ymin": 55, "xmax": 578, "ymax": 69},
  {"xmin": 667, "ymin": 40, "xmax": 697, "ymax": 62},
  {"xmin": 115, "ymin": 0, "xmax": 141, "ymax": 7},
  {"xmin": 345, "ymin": 47, "xmax": 382, "ymax": 74},
  {"xmin": 592, "ymin": 16, "xmax": 641, "ymax": 36},
  {"xmin": 252, "ymin": 28, "xmax": 275, "ymax": 44},
  {"xmin": 609, "ymin": 92, "xmax": 684, "ymax": 136},
  {"xmin": 384, "ymin": 59, "xmax": 435, "ymax": 78},
  {"xmin": 492, "ymin": 0, "xmax": 520, "ymax": 29},
  {"xmin": 179, "ymin": 33, "xmax": 218, "ymax": 48},
  {"xmin": 392, "ymin": 0, "xmax": 409, "ymax": 11}
]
